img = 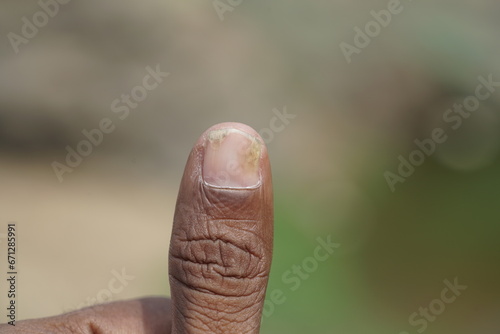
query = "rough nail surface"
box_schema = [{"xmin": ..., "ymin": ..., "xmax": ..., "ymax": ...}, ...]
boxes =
[{"xmin": 203, "ymin": 128, "xmax": 262, "ymax": 188}]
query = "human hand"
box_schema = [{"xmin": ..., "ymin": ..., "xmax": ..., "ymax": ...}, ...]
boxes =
[{"xmin": 1, "ymin": 122, "xmax": 273, "ymax": 334}]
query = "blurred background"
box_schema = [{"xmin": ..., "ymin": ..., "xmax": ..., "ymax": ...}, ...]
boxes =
[{"xmin": 1, "ymin": 0, "xmax": 499, "ymax": 333}]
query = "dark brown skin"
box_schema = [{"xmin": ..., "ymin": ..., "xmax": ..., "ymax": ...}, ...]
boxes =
[{"xmin": 1, "ymin": 123, "xmax": 273, "ymax": 334}]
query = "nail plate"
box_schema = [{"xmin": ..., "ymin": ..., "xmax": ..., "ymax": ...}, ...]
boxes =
[{"xmin": 203, "ymin": 128, "xmax": 262, "ymax": 188}]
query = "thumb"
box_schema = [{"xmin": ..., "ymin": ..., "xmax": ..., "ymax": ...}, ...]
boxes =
[{"xmin": 169, "ymin": 122, "xmax": 273, "ymax": 334}]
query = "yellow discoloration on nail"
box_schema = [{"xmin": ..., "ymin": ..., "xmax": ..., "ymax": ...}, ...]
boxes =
[
  {"xmin": 204, "ymin": 128, "xmax": 262, "ymax": 188},
  {"xmin": 245, "ymin": 135, "xmax": 262, "ymax": 171},
  {"xmin": 207, "ymin": 129, "xmax": 229, "ymax": 147}
]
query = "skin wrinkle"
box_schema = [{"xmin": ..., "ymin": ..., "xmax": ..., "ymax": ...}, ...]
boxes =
[
  {"xmin": 169, "ymin": 262, "xmax": 264, "ymax": 298},
  {"xmin": 189, "ymin": 296, "xmax": 262, "ymax": 316},
  {"xmin": 170, "ymin": 239, "xmax": 265, "ymax": 287},
  {"xmin": 201, "ymin": 188, "xmax": 261, "ymax": 221},
  {"xmin": 184, "ymin": 303, "xmax": 258, "ymax": 330},
  {"xmin": 175, "ymin": 294, "xmax": 239, "ymax": 333},
  {"xmin": 180, "ymin": 310, "xmax": 209, "ymax": 333},
  {"xmin": 176, "ymin": 235, "xmax": 264, "ymax": 263},
  {"xmin": 183, "ymin": 304, "xmax": 253, "ymax": 334},
  {"xmin": 171, "ymin": 212, "xmax": 268, "ymax": 285},
  {"xmin": 179, "ymin": 284, "xmax": 265, "ymax": 318}
]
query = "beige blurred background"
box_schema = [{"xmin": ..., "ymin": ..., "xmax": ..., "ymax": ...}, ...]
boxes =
[{"xmin": 1, "ymin": 1, "xmax": 500, "ymax": 333}]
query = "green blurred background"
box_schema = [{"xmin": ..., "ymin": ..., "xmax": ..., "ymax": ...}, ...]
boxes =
[{"xmin": 1, "ymin": 0, "xmax": 499, "ymax": 333}]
